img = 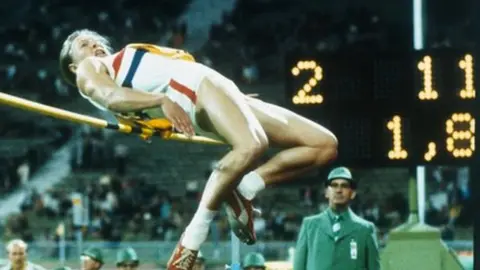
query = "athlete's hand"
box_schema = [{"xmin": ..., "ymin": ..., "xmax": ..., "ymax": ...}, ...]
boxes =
[{"xmin": 160, "ymin": 98, "xmax": 195, "ymax": 137}]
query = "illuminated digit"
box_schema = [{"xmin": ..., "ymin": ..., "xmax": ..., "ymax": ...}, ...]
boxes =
[
  {"xmin": 417, "ymin": 56, "xmax": 438, "ymax": 100},
  {"xmin": 424, "ymin": 142, "xmax": 437, "ymax": 161},
  {"xmin": 459, "ymin": 54, "xmax": 475, "ymax": 99},
  {"xmin": 387, "ymin": 116, "xmax": 408, "ymax": 160},
  {"xmin": 291, "ymin": 60, "xmax": 324, "ymax": 104},
  {"xmin": 446, "ymin": 113, "xmax": 475, "ymax": 158}
]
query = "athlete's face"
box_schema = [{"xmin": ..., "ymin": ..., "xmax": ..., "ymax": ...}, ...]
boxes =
[
  {"xmin": 68, "ymin": 33, "xmax": 110, "ymax": 74},
  {"xmin": 71, "ymin": 34, "xmax": 109, "ymax": 61}
]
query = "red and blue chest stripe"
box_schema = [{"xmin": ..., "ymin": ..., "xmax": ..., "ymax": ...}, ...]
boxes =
[{"xmin": 111, "ymin": 46, "xmax": 197, "ymax": 104}]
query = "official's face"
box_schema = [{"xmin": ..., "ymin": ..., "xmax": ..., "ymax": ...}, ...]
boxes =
[
  {"xmin": 326, "ymin": 179, "xmax": 356, "ymax": 206},
  {"xmin": 192, "ymin": 260, "xmax": 206, "ymax": 270},
  {"xmin": 116, "ymin": 261, "xmax": 139, "ymax": 270},
  {"xmin": 8, "ymin": 245, "xmax": 26, "ymax": 267},
  {"xmin": 81, "ymin": 256, "xmax": 101, "ymax": 270}
]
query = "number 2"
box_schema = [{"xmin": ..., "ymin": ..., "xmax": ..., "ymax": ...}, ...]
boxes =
[{"xmin": 291, "ymin": 60, "xmax": 324, "ymax": 104}]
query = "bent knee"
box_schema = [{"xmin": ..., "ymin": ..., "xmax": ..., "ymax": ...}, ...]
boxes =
[
  {"xmin": 311, "ymin": 134, "xmax": 338, "ymax": 163},
  {"xmin": 234, "ymin": 137, "xmax": 268, "ymax": 163},
  {"xmin": 235, "ymin": 138, "xmax": 268, "ymax": 160},
  {"xmin": 217, "ymin": 140, "xmax": 268, "ymax": 173},
  {"xmin": 236, "ymin": 125, "xmax": 269, "ymax": 156}
]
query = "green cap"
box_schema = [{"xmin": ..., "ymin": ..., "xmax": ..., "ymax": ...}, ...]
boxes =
[
  {"xmin": 116, "ymin": 247, "xmax": 139, "ymax": 265},
  {"xmin": 51, "ymin": 267, "xmax": 72, "ymax": 270},
  {"xmin": 81, "ymin": 247, "xmax": 104, "ymax": 264},
  {"xmin": 242, "ymin": 252, "xmax": 266, "ymax": 268},
  {"xmin": 327, "ymin": 167, "xmax": 356, "ymax": 188}
]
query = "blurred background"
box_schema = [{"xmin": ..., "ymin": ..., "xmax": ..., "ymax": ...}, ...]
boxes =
[{"xmin": 0, "ymin": 0, "xmax": 476, "ymax": 269}]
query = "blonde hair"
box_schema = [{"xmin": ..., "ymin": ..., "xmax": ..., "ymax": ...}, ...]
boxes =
[
  {"xmin": 6, "ymin": 239, "xmax": 27, "ymax": 253},
  {"xmin": 59, "ymin": 29, "xmax": 112, "ymax": 86}
]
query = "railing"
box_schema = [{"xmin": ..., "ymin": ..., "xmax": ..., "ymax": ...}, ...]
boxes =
[{"xmin": 0, "ymin": 240, "xmax": 472, "ymax": 266}]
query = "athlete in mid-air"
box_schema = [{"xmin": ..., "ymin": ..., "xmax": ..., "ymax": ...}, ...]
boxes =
[{"xmin": 59, "ymin": 29, "xmax": 338, "ymax": 270}]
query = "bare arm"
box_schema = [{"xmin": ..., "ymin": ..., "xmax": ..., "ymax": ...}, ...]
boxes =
[{"xmin": 75, "ymin": 57, "xmax": 166, "ymax": 113}]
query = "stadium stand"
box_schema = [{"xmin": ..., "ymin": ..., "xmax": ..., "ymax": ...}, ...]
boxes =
[{"xmin": 0, "ymin": 0, "xmax": 474, "ymax": 269}]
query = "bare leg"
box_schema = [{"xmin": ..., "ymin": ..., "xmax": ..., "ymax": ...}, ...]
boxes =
[
  {"xmin": 247, "ymin": 97, "xmax": 338, "ymax": 185},
  {"xmin": 177, "ymin": 77, "xmax": 268, "ymax": 252},
  {"xmin": 195, "ymin": 79, "xmax": 269, "ymax": 210},
  {"xmin": 226, "ymin": 97, "xmax": 338, "ymax": 244}
]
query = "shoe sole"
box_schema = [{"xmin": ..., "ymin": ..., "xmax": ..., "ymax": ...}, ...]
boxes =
[{"xmin": 225, "ymin": 204, "xmax": 256, "ymax": 245}]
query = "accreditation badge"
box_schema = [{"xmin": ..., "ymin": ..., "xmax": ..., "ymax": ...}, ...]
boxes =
[{"xmin": 350, "ymin": 239, "xmax": 358, "ymax": 260}]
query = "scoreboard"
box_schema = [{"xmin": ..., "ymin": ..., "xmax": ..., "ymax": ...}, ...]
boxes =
[{"xmin": 285, "ymin": 50, "xmax": 476, "ymax": 166}]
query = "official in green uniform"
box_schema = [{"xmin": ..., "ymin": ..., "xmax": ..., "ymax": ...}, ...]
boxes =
[
  {"xmin": 294, "ymin": 167, "xmax": 380, "ymax": 270},
  {"xmin": 242, "ymin": 252, "xmax": 266, "ymax": 270},
  {"xmin": 81, "ymin": 247, "xmax": 104, "ymax": 270},
  {"xmin": 116, "ymin": 247, "xmax": 139, "ymax": 270}
]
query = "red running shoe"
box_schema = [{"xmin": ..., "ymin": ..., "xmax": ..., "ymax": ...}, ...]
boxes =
[
  {"xmin": 167, "ymin": 236, "xmax": 198, "ymax": 270},
  {"xmin": 224, "ymin": 190, "xmax": 257, "ymax": 245}
]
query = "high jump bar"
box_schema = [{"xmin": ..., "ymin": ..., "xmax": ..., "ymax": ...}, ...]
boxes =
[{"xmin": 0, "ymin": 92, "xmax": 225, "ymax": 145}]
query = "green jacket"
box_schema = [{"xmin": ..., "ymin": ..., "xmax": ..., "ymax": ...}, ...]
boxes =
[{"xmin": 294, "ymin": 208, "xmax": 380, "ymax": 270}]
